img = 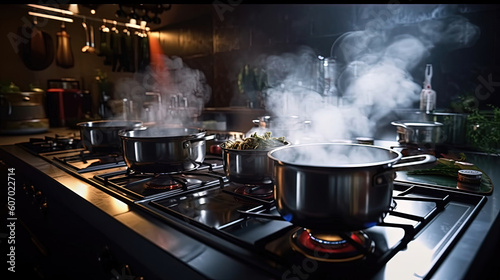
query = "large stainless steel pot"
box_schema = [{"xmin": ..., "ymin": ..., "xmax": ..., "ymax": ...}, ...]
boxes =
[
  {"xmin": 391, "ymin": 120, "xmax": 444, "ymax": 145},
  {"xmin": 221, "ymin": 140, "xmax": 290, "ymax": 184},
  {"xmin": 118, "ymin": 126, "xmax": 215, "ymax": 174},
  {"xmin": 268, "ymin": 143, "xmax": 436, "ymax": 231},
  {"xmin": 0, "ymin": 91, "xmax": 49, "ymax": 134},
  {"xmin": 77, "ymin": 120, "xmax": 143, "ymax": 153}
]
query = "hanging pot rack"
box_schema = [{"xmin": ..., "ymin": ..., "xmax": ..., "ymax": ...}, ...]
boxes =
[{"xmin": 26, "ymin": 4, "xmax": 151, "ymax": 31}]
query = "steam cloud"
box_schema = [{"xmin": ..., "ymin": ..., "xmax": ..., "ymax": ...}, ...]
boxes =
[
  {"xmin": 112, "ymin": 55, "xmax": 211, "ymax": 125},
  {"xmin": 258, "ymin": 5, "xmax": 480, "ymax": 144}
]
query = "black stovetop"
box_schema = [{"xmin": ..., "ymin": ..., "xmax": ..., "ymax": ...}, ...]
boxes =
[{"xmin": 18, "ymin": 141, "xmax": 487, "ymax": 279}]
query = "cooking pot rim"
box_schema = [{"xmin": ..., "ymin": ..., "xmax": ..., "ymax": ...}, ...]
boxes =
[
  {"xmin": 118, "ymin": 126, "xmax": 207, "ymax": 140},
  {"xmin": 391, "ymin": 120, "xmax": 443, "ymax": 127},
  {"xmin": 77, "ymin": 120, "xmax": 143, "ymax": 129},
  {"xmin": 267, "ymin": 142, "xmax": 403, "ymax": 168},
  {"xmin": 220, "ymin": 141, "xmax": 291, "ymax": 153}
]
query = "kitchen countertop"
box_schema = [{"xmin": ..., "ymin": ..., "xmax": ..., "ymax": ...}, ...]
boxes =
[
  {"xmin": 0, "ymin": 127, "xmax": 80, "ymax": 145},
  {"xmin": 1, "ymin": 128, "xmax": 500, "ymax": 279}
]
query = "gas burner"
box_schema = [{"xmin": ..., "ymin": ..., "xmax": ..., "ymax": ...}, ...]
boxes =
[
  {"xmin": 54, "ymin": 151, "xmax": 124, "ymax": 172},
  {"xmin": 290, "ymin": 228, "xmax": 375, "ymax": 262},
  {"xmin": 233, "ymin": 183, "xmax": 274, "ymax": 200},
  {"xmin": 145, "ymin": 175, "xmax": 184, "ymax": 190},
  {"xmin": 21, "ymin": 133, "xmax": 81, "ymax": 154}
]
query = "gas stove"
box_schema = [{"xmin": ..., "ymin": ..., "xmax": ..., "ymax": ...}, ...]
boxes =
[{"xmin": 10, "ymin": 135, "xmax": 488, "ymax": 279}]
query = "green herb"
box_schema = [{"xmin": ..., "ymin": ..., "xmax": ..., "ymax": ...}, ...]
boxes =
[
  {"xmin": 466, "ymin": 105, "xmax": 500, "ymax": 154},
  {"xmin": 223, "ymin": 132, "xmax": 288, "ymax": 150}
]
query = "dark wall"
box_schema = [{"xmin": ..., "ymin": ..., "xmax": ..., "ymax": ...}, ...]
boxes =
[
  {"xmin": 155, "ymin": 4, "xmax": 500, "ymax": 110},
  {"xmin": 2, "ymin": 4, "xmax": 499, "ymax": 112}
]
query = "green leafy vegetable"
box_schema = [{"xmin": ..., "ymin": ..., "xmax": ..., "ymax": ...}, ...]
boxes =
[
  {"xmin": 466, "ymin": 105, "xmax": 500, "ymax": 154},
  {"xmin": 223, "ymin": 132, "xmax": 288, "ymax": 150}
]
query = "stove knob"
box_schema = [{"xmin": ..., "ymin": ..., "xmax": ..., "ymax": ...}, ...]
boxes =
[
  {"xmin": 23, "ymin": 184, "xmax": 35, "ymax": 196},
  {"xmin": 99, "ymin": 247, "xmax": 144, "ymax": 279},
  {"xmin": 40, "ymin": 200, "xmax": 48, "ymax": 214},
  {"xmin": 34, "ymin": 190, "xmax": 44, "ymax": 204}
]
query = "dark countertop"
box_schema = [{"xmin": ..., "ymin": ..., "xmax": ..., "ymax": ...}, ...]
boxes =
[
  {"xmin": 1, "ymin": 128, "xmax": 500, "ymax": 279},
  {"xmin": 0, "ymin": 127, "xmax": 80, "ymax": 145},
  {"xmin": 432, "ymin": 151, "xmax": 500, "ymax": 279}
]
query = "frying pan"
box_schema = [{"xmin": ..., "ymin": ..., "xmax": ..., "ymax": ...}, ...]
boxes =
[{"xmin": 18, "ymin": 21, "xmax": 54, "ymax": 71}]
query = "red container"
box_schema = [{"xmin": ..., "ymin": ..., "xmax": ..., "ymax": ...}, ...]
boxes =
[{"xmin": 46, "ymin": 88, "xmax": 85, "ymax": 127}]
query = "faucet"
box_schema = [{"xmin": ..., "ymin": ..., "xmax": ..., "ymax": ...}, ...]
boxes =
[
  {"xmin": 145, "ymin": 91, "xmax": 162, "ymax": 122},
  {"xmin": 145, "ymin": 91, "xmax": 162, "ymax": 106}
]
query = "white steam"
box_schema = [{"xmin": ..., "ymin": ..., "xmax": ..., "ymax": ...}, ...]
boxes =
[
  {"xmin": 258, "ymin": 8, "xmax": 480, "ymax": 144},
  {"xmin": 112, "ymin": 55, "xmax": 211, "ymax": 125}
]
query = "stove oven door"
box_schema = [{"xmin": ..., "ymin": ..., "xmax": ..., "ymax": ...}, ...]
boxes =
[{"xmin": 0, "ymin": 159, "xmax": 147, "ymax": 279}]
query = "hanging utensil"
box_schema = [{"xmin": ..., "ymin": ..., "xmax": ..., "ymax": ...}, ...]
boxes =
[
  {"xmin": 56, "ymin": 22, "xmax": 74, "ymax": 68},
  {"xmin": 18, "ymin": 17, "xmax": 54, "ymax": 71},
  {"xmin": 110, "ymin": 24, "xmax": 121, "ymax": 72},
  {"xmin": 98, "ymin": 23, "xmax": 113, "ymax": 65},
  {"xmin": 137, "ymin": 30, "xmax": 150, "ymax": 72},
  {"xmin": 81, "ymin": 20, "xmax": 90, "ymax": 52},
  {"xmin": 82, "ymin": 20, "xmax": 96, "ymax": 54},
  {"xmin": 89, "ymin": 24, "xmax": 97, "ymax": 54},
  {"xmin": 117, "ymin": 28, "xmax": 134, "ymax": 72}
]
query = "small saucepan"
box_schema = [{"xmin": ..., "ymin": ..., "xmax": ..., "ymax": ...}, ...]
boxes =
[
  {"xmin": 118, "ymin": 126, "xmax": 215, "ymax": 174},
  {"xmin": 391, "ymin": 120, "xmax": 444, "ymax": 145},
  {"xmin": 77, "ymin": 120, "xmax": 143, "ymax": 153},
  {"xmin": 220, "ymin": 134, "xmax": 290, "ymax": 185}
]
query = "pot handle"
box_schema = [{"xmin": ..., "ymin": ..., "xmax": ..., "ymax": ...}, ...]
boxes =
[
  {"xmin": 252, "ymin": 119, "xmax": 260, "ymax": 127},
  {"xmin": 0, "ymin": 95, "xmax": 12, "ymax": 115},
  {"xmin": 391, "ymin": 154, "xmax": 436, "ymax": 170},
  {"xmin": 391, "ymin": 121, "xmax": 411, "ymax": 130},
  {"xmin": 186, "ymin": 134, "xmax": 216, "ymax": 145},
  {"xmin": 204, "ymin": 134, "xmax": 216, "ymax": 141}
]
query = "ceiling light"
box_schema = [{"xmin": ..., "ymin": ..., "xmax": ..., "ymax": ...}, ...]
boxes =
[
  {"xmin": 27, "ymin": 4, "xmax": 74, "ymax": 15},
  {"xmin": 28, "ymin": 11, "xmax": 73, "ymax": 23}
]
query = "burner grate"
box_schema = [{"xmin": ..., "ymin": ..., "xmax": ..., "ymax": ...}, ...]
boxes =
[
  {"xmin": 135, "ymin": 181, "xmax": 486, "ymax": 279},
  {"xmin": 18, "ymin": 133, "xmax": 82, "ymax": 154},
  {"xmin": 54, "ymin": 151, "xmax": 125, "ymax": 173},
  {"xmin": 93, "ymin": 164, "xmax": 228, "ymax": 201}
]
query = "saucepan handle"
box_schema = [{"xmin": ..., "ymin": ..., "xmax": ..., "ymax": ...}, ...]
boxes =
[
  {"xmin": 0, "ymin": 95, "xmax": 12, "ymax": 115},
  {"xmin": 204, "ymin": 134, "xmax": 216, "ymax": 141},
  {"xmin": 391, "ymin": 121, "xmax": 411, "ymax": 131},
  {"xmin": 391, "ymin": 154, "xmax": 436, "ymax": 170},
  {"xmin": 187, "ymin": 134, "xmax": 216, "ymax": 144}
]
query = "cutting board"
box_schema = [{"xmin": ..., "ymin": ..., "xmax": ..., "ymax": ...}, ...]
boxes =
[{"xmin": 396, "ymin": 170, "xmax": 493, "ymax": 195}]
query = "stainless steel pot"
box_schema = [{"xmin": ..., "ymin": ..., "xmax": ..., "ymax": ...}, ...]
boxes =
[
  {"xmin": 77, "ymin": 120, "xmax": 143, "ymax": 153},
  {"xmin": 0, "ymin": 91, "xmax": 49, "ymax": 134},
  {"xmin": 427, "ymin": 112, "xmax": 468, "ymax": 145},
  {"xmin": 221, "ymin": 140, "xmax": 290, "ymax": 184},
  {"xmin": 391, "ymin": 120, "xmax": 444, "ymax": 145},
  {"xmin": 206, "ymin": 130, "xmax": 245, "ymax": 155},
  {"xmin": 268, "ymin": 143, "xmax": 436, "ymax": 231},
  {"xmin": 0, "ymin": 91, "xmax": 46, "ymax": 120},
  {"xmin": 118, "ymin": 126, "xmax": 215, "ymax": 174}
]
